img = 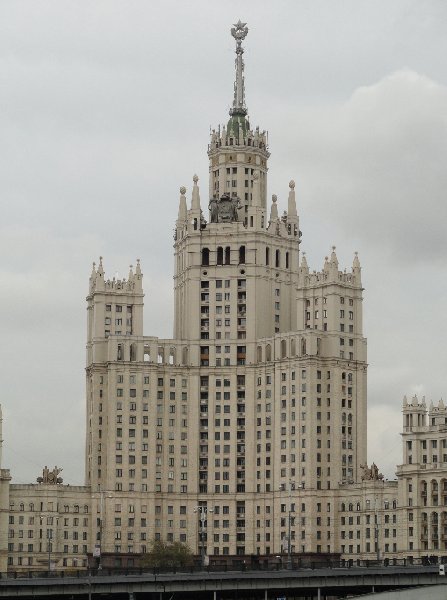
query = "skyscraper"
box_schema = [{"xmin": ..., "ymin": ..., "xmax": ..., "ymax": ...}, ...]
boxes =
[
  {"xmin": 4, "ymin": 22, "xmax": 438, "ymax": 573},
  {"xmin": 85, "ymin": 21, "xmax": 367, "ymax": 559}
]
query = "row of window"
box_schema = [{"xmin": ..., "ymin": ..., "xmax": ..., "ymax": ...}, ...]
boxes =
[{"xmin": 10, "ymin": 503, "xmax": 88, "ymax": 513}]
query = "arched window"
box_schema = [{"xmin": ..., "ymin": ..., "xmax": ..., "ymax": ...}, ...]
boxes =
[
  {"xmin": 291, "ymin": 339, "xmax": 296, "ymax": 356},
  {"xmin": 225, "ymin": 247, "xmax": 231, "ymax": 265},
  {"xmin": 29, "ymin": 503, "xmax": 34, "ymax": 512},
  {"xmin": 74, "ymin": 505, "xmax": 79, "ymax": 513},
  {"xmin": 19, "ymin": 503, "xmax": 24, "ymax": 512},
  {"xmin": 275, "ymin": 249, "xmax": 280, "ymax": 268},
  {"xmin": 266, "ymin": 344, "xmax": 272, "ymax": 362},
  {"xmin": 341, "ymin": 503, "xmax": 346, "ymax": 512},
  {"xmin": 217, "ymin": 247, "xmax": 223, "ymax": 266},
  {"xmin": 286, "ymin": 252, "xmax": 290, "ymax": 269},
  {"xmin": 281, "ymin": 340, "xmax": 287, "ymax": 358},
  {"xmin": 182, "ymin": 347, "xmax": 189, "ymax": 365},
  {"xmin": 130, "ymin": 343, "xmax": 137, "ymax": 362},
  {"xmin": 239, "ymin": 246, "xmax": 246, "ymax": 265},
  {"xmin": 201, "ymin": 248, "xmax": 210, "ymax": 266},
  {"xmin": 169, "ymin": 348, "xmax": 176, "ymax": 365},
  {"xmin": 266, "ymin": 247, "xmax": 270, "ymax": 266},
  {"xmin": 257, "ymin": 346, "xmax": 263, "ymax": 363},
  {"xmin": 301, "ymin": 338, "xmax": 306, "ymax": 356},
  {"xmin": 117, "ymin": 344, "xmax": 123, "ymax": 361}
]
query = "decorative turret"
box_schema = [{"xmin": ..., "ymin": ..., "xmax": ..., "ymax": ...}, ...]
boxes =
[
  {"xmin": 191, "ymin": 175, "xmax": 201, "ymax": 211},
  {"xmin": 299, "ymin": 252, "xmax": 309, "ymax": 277},
  {"xmin": 326, "ymin": 245, "xmax": 339, "ymax": 281},
  {"xmin": 288, "ymin": 180, "xmax": 297, "ymax": 217},
  {"xmin": 187, "ymin": 175, "xmax": 203, "ymax": 233},
  {"xmin": 269, "ymin": 194, "xmax": 278, "ymax": 222},
  {"xmin": 403, "ymin": 394, "xmax": 427, "ymax": 430},
  {"xmin": 178, "ymin": 186, "xmax": 187, "ymax": 222},
  {"xmin": 95, "ymin": 256, "xmax": 105, "ymax": 291},
  {"xmin": 428, "ymin": 397, "xmax": 447, "ymax": 427},
  {"xmin": 352, "ymin": 251, "xmax": 362, "ymax": 285}
]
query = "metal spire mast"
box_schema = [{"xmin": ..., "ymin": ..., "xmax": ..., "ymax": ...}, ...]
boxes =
[{"xmin": 230, "ymin": 20, "xmax": 248, "ymax": 116}]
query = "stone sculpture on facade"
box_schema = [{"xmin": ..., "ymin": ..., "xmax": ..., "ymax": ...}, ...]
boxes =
[
  {"xmin": 37, "ymin": 465, "xmax": 63, "ymax": 485},
  {"xmin": 209, "ymin": 193, "xmax": 241, "ymax": 223},
  {"xmin": 360, "ymin": 462, "xmax": 384, "ymax": 481}
]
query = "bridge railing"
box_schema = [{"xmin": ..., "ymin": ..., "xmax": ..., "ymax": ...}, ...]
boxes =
[{"xmin": 0, "ymin": 556, "xmax": 445, "ymax": 581}]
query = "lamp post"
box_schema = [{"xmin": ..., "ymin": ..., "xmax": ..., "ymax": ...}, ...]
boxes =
[
  {"xmin": 193, "ymin": 505, "xmax": 213, "ymax": 567},
  {"xmin": 96, "ymin": 490, "xmax": 113, "ymax": 571},
  {"xmin": 40, "ymin": 514, "xmax": 58, "ymax": 574},
  {"xmin": 281, "ymin": 480, "xmax": 303, "ymax": 570}
]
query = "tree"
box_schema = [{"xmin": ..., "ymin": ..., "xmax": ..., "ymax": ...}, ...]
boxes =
[{"xmin": 141, "ymin": 539, "xmax": 194, "ymax": 569}]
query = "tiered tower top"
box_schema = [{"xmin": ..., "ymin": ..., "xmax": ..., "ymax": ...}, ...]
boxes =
[{"xmin": 208, "ymin": 21, "xmax": 269, "ymax": 211}]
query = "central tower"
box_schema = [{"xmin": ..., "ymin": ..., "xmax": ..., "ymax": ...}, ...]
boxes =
[
  {"xmin": 85, "ymin": 21, "xmax": 367, "ymax": 561},
  {"xmin": 208, "ymin": 20, "xmax": 270, "ymax": 212},
  {"xmin": 174, "ymin": 21, "xmax": 301, "ymax": 348}
]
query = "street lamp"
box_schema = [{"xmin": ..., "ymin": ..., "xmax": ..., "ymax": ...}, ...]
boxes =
[
  {"xmin": 280, "ymin": 480, "xmax": 304, "ymax": 570},
  {"xmin": 40, "ymin": 514, "xmax": 58, "ymax": 574},
  {"xmin": 193, "ymin": 505, "xmax": 213, "ymax": 567},
  {"xmin": 95, "ymin": 490, "xmax": 113, "ymax": 571}
]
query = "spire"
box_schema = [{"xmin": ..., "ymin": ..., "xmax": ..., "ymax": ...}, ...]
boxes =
[
  {"xmin": 230, "ymin": 20, "xmax": 248, "ymax": 117},
  {"xmin": 288, "ymin": 180, "xmax": 297, "ymax": 217},
  {"xmin": 178, "ymin": 186, "xmax": 187, "ymax": 221},
  {"xmin": 269, "ymin": 194, "xmax": 278, "ymax": 222},
  {"xmin": 330, "ymin": 246, "xmax": 339, "ymax": 267},
  {"xmin": 191, "ymin": 175, "xmax": 201, "ymax": 211},
  {"xmin": 352, "ymin": 251, "xmax": 362, "ymax": 286},
  {"xmin": 300, "ymin": 252, "xmax": 309, "ymax": 275}
]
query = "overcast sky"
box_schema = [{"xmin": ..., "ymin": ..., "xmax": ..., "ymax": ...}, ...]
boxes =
[{"xmin": 1, "ymin": 0, "xmax": 446, "ymax": 485}]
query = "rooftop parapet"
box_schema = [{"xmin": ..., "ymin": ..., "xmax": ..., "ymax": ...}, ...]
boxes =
[
  {"xmin": 88, "ymin": 257, "xmax": 143, "ymax": 295},
  {"xmin": 299, "ymin": 247, "xmax": 362, "ymax": 288}
]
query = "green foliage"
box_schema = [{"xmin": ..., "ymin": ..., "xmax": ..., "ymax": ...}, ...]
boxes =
[{"xmin": 141, "ymin": 539, "xmax": 194, "ymax": 568}]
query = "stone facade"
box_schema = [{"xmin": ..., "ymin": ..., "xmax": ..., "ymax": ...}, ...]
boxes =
[{"xmin": 1, "ymin": 22, "xmax": 446, "ymax": 572}]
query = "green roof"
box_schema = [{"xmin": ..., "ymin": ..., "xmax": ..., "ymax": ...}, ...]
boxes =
[{"xmin": 227, "ymin": 114, "xmax": 250, "ymax": 138}]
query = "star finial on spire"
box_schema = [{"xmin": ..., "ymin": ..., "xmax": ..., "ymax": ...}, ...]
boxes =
[{"xmin": 230, "ymin": 20, "xmax": 249, "ymax": 117}]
